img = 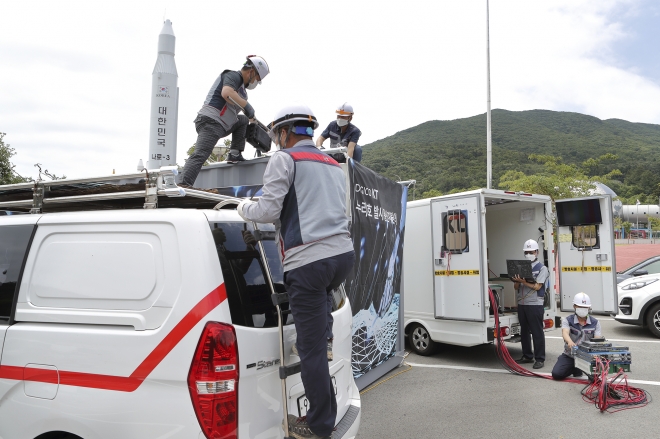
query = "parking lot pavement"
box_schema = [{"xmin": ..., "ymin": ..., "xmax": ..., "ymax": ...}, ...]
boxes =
[{"xmin": 356, "ymin": 311, "xmax": 660, "ymax": 439}]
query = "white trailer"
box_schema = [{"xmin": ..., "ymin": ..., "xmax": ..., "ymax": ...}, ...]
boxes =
[
  {"xmin": 403, "ymin": 189, "xmax": 617, "ymax": 354},
  {"xmin": 555, "ymin": 195, "xmax": 618, "ymax": 314},
  {"xmin": 403, "ymin": 189, "xmax": 555, "ymax": 353}
]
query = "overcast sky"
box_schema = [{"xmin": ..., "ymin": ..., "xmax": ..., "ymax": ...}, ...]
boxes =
[{"xmin": 1, "ymin": 0, "xmax": 660, "ymax": 179}]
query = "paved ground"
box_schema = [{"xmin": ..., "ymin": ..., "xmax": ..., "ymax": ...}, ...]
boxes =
[{"xmin": 356, "ymin": 311, "xmax": 660, "ymax": 439}]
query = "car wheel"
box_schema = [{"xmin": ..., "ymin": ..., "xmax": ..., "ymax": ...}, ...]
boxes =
[
  {"xmin": 409, "ymin": 324, "xmax": 436, "ymax": 356},
  {"xmin": 646, "ymin": 303, "xmax": 660, "ymax": 338}
]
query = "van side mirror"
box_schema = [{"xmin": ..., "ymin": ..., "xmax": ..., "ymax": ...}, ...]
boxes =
[{"xmin": 633, "ymin": 270, "xmax": 649, "ymax": 277}]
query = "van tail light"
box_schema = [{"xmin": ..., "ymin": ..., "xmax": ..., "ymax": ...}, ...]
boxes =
[
  {"xmin": 188, "ymin": 322, "xmax": 239, "ymax": 439},
  {"xmin": 495, "ymin": 326, "xmax": 510, "ymax": 337},
  {"xmin": 543, "ymin": 319, "xmax": 554, "ymax": 329}
]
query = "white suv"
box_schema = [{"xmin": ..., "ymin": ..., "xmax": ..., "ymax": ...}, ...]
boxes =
[
  {"xmin": 614, "ymin": 273, "xmax": 660, "ymax": 338},
  {"xmin": 0, "ymin": 208, "xmax": 360, "ymax": 439}
]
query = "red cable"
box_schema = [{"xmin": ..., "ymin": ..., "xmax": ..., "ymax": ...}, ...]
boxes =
[{"xmin": 488, "ymin": 289, "xmax": 650, "ymax": 412}]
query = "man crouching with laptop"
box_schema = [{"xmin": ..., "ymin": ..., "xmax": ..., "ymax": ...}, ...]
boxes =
[{"xmin": 512, "ymin": 239, "xmax": 549, "ymax": 369}]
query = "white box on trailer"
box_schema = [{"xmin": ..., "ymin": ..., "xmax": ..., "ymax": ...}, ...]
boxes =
[{"xmin": 403, "ymin": 189, "xmax": 557, "ymax": 351}]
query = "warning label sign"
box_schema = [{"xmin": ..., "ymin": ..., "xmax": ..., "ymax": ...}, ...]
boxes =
[
  {"xmin": 435, "ymin": 270, "xmax": 480, "ymax": 276},
  {"xmin": 561, "ymin": 266, "xmax": 612, "ymax": 272}
]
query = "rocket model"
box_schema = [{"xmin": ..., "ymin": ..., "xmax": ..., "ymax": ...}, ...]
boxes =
[{"xmin": 148, "ymin": 19, "xmax": 179, "ymax": 168}]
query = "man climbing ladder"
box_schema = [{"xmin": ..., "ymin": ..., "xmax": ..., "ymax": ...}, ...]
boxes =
[{"xmin": 238, "ymin": 104, "xmax": 355, "ymax": 439}]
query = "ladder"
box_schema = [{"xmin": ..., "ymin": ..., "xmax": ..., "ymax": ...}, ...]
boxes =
[{"xmin": 214, "ymin": 198, "xmax": 300, "ymax": 438}]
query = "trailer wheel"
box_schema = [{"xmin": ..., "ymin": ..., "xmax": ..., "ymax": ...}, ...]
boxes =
[
  {"xmin": 409, "ymin": 324, "xmax": 436, "ymax": 356},
  {"xmin": 646, "ymin": 302, "xmax": 660, "ymax": 338}
]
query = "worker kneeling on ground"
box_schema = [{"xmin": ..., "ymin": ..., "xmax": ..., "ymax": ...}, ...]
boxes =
[
  {"xmin": 316, "ymin": 102, "xmax": 362, "ymax": 162},
  {"xmin": 237, "ymin": 104, "xmax": 355, "ymax": 439},
  {"xmin": 552, "ymin": 292, "xmax": 602, "ymax": 380},
  {"xmin": 181, "ymin": 55, "xmax": 269, "ymax": 186},
  {"xmin": 512, "ymin": 239, "xmax": 548, "ymax": 369}
]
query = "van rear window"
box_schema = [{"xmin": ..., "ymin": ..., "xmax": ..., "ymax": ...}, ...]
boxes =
[
  {"xmin": 0, "ymin": 225, "xmax": 35, "ymax": 320},
  {"xmin": 208, "ymin": 222, "xmax": 286, "ymax": 328}
]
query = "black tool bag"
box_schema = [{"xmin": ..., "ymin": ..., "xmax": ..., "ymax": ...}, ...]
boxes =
[{"xmin": 246, "ymin": 122, "xmax": 271, "ymax": 153}]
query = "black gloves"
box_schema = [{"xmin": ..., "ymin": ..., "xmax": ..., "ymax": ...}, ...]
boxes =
[{"xmin": 244, "ymin": 102, "xmax": 255, "ymax": 119}]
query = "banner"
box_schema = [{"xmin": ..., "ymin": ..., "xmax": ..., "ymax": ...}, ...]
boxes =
[
  {"xmin": 214, "ymin": 185, "xmax": 263, "ymax": 198},
  {"xmin": 345, "ymin": 160, "xmax": 407, "ymax": 378}
]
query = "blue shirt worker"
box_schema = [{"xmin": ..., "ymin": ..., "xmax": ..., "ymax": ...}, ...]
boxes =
[
  {"xmin": 513, "ymin": 239, "xmax": 549, "ymax": 369},
  {"xmin": 552, "ymin": 292, "xmax": 602, "ymax": 379},
  {"xmin": 237, "ymin": 104, "xmax": 355, "ymax": 439},
  {"xmin": 316, "ymin": 102, "xmax": 363, "ymax": 162},
  {"xmin": 180, "ymin": 55, "xmax": 269, "ymax": 186}
]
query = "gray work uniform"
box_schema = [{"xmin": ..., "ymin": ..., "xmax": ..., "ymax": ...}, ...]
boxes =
[
  {"xmin": 517, "ymin": 260, "xmax": 549, "ymax": 362},
  {"xmin": 181, "ymin": 70, "xmax": 249, "ymax": 186},
  {"xmin": 241, "ymin": 139, "xmax": 354, "ymax": 437},
  {"xmin": 552, "ymin": 314, "xmax": 602, "ymax": 379},
  {"xmin": 242, "ymin": 139, "xmax": 353, "ymax": 272},
  {"xmin": 320, "ymin": 121, "xmax": 363, "ymax": 162}
]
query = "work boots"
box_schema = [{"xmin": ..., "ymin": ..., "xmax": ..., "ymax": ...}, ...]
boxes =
[
  {"xmin": 226, "ymin": 152, "xmax": 246, "ymax": 163},
  {"xmin": 284, "ymin": 415, "xmax": 332, "ymax": 439}
]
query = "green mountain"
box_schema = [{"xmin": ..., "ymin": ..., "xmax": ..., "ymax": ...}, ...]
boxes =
[{"xmin": 361, "ymin": 109, "xmax": 660, "ymax": 203}]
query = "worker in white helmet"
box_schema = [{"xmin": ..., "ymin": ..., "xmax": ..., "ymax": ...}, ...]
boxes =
[
  {"xmin": 512, "ymin": 239, "xmax": 549, "ymax": 369},
  {"xmin": 181, "ymin": 55, "xmax": 270, "ymax": 186},
  {"xmin": 315, "ymin": 102, "xmax": 363, "ymax": 162},
  {"xmin": 552, "ymin": 292, "xmax": 603, "ymax": 379},
  {"xmin": 237, "ymin": 104, "xmax": 355, "ymax": 439}
]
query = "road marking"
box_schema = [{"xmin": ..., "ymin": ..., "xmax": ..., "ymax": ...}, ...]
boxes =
[
  {"xmin": 545, "ymin": 336, "xmax": 660, "ymax": 344},
  {"xmin": 407, "ymin": 362, "xmax": 660, "ymax": 386}
]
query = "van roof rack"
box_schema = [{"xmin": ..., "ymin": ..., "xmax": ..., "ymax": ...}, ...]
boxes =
[{"xmin": 0, "ymin": 166, "xmax": 238, "ymax": 214}]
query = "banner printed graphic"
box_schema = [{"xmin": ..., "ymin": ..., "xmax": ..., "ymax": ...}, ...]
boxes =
[
  {"xmin": 346, "ymin": 160, "xmax": 407, "ymax": 378},
  {"xmin": 214, "ymin": 185, "xmax": 263, "ymax": 199}
]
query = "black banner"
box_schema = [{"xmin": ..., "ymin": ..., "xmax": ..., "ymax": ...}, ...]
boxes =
[{"xmin": 345, "ymin": 160, "xmax": 407, "ymax": 378}]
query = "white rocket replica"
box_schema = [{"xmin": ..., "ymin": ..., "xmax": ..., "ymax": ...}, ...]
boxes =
[{"xmin": 147, "ymin": 19, "xmax": 179, "ymax": 168}]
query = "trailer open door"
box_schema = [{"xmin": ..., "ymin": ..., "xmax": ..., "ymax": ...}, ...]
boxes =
[
  {"xmin": 431, "ymin": 195, "xmax": 486, "ymax": 322},
  {"xmin": 556, "ymin": 195, "xmax": 617, "ymax": 314}
]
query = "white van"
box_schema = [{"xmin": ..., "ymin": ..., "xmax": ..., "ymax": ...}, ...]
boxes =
[
  {"xmin": 0, "ymin": 173, "xmax": 360, "ymax": 439},
  {"xmin": 403, "ymin": 189, "xmax": 617, "ymax": 354}
]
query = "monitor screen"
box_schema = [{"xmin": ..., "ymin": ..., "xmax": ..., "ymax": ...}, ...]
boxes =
[{"xmin": 556, "ymin": 199, "xmax": 602, "ymax": 226}]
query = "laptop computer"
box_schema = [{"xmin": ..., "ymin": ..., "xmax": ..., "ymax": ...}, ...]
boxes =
[{"xmin": 506, "ymin": 259, "xmax": 536, "ymax": 283}]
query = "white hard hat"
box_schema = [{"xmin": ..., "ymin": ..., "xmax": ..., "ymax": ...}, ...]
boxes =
[
  {"xmin": 246, "ymin": 55, "xmax": 269, "ymax": 80},
  {"xmin": 523, "ymin": 239, "xmax": 539, "ymax": 252},
  {"xmin": 573, "ymin": 292, "xmax": 592, "ymax": 307},
  {"xmin": 336, "ymin": 102, "xmax": 354, "ymax": 116},
  {"xmin": 268, "ymin": 104, "xmax": 319, "ymax": 135}
]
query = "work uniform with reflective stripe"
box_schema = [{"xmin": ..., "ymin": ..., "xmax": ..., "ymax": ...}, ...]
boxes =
[
  {"xmin": 242, "ymin": 139, "xmax": 353, "ymax": 271},
  {"xmin": 552, "ymin": 314, "xmax": 602, "ymax": 379},
  {"xmin": 180, "ymin": 70, "xmax": 249, "ymax": 186},
  {"xmin": 197, "ymin": 70, "xmax": 248, "ymax": 130},
  {"xmin": 320, "ymin": 121, "xmax": 363, "ymax": 162},
  {"xmin": 516, "ymin": 261, "xmax": 549, "ymax": 306},
  {"xmin": 241, "ymin": 138, "xmax": 354, "ymax": 436},
  {"xmin": 517, "ymin": 260, "xmax": 549, "ymax": 362}
]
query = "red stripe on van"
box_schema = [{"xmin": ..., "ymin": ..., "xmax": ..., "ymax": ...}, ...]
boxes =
[
  {"xmin": 24, "ymin": 367, "xmax": 59, "ymax": 384},
  {"xmin": 0, "ymin": 284, "xmax": 227, "ymax": 392}
]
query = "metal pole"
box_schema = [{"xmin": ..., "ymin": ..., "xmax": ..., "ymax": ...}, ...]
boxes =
[{"xmin": 486, "ymin": 0, "xmax": 493, "ymax": 189}]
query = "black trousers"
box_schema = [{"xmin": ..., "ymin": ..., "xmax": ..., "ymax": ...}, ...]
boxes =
[
  {"xmin": 518, "ymin": 304, "xmax": 545, "ymax": 362},
  {"xmin": 284, "ymin": 251, "xmax": 355, "ymax": 437},
  {"xmin": 181, "ymin": 114, "xmax": 248, "ymax": 186},
  {"xmin": 552, "ymin": 353, "xmax": 582, "ymax": 379}
]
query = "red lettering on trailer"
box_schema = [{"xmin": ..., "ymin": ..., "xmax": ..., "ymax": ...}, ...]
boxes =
[{"xmin": 0, "ymin": 284, "xmax": 227, "ymax": 392}]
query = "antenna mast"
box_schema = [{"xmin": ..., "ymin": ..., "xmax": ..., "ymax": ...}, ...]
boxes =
[{"xmin": 486, "ymin": 0, "xmax": 493, "ymax": 189}]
